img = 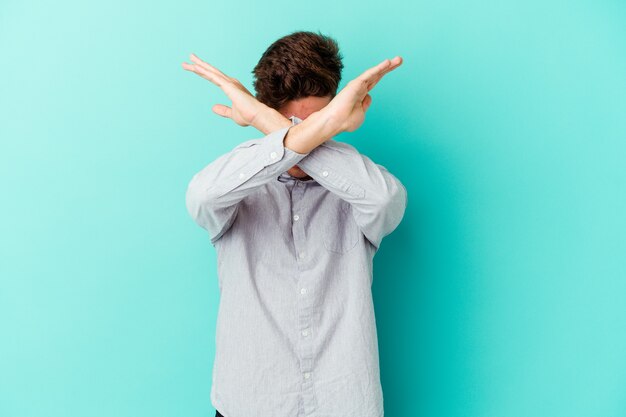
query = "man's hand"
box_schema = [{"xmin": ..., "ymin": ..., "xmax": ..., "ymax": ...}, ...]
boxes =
[
  {"xmin": 322, "ymin": 56, "xmax": 403, "ymax": 134},
  {"xmin": 181, "ymin": 52, "xmax": 403, "ymax": 140},
  {"xmin": 181, "ymin": 53, "xmax": 271, "ymax": 127}
]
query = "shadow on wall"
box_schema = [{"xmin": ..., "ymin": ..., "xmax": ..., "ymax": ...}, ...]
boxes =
[{"xmin": 366, "ymin": 121, "xmax": 479, "ymax": 416}]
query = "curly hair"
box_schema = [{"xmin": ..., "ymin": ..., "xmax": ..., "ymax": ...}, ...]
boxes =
[{"xmin": 252, "ymin": 30, "xmax": 344, "ymax": 110}]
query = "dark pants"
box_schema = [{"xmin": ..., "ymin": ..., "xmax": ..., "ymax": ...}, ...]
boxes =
[{"xmin": 215, "ymin": 410, "xmax": 225, "ymax": 417}]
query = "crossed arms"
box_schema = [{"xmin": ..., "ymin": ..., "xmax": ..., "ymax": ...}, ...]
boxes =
[{"xmin": 182, "ymin": 54, "xmax": 407, "ymax": 250}]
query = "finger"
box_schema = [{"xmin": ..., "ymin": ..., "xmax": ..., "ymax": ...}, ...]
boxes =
[
  {"xmin": 356, "ymin": 58, "xmax": 394, "ymax": 84},
  {"xmin": 189, "ymin": 53, "xmax": 230, "ymax": 79},
  {"xmin": 182, "ymin": 61, "xmax": 229, "ymax": 87},
  {"xmin": 212, "ymin": 104, "xmax": 232, "ymax": 119},
  {"xmin": 355, "ymin": 56, "xmax": 402, "ymax": 91},
  {"xmin": 190, "ymin": 54, "xmax": 241, "ymax": 88},
  {"xmin": 367, "ymin": 56, "xmax": 403, "ymax": 90},
  {"xmin": 370, "ymin": 56, "xmax": 402, "ymax": 85}
]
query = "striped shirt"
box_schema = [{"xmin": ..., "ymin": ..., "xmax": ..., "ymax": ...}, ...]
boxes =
[{"xmin": 185, "ymin": 115, "xmax": 407, "ymax": 417}]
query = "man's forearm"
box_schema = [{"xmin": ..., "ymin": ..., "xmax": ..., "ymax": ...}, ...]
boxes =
[
  {"xmin": 250, "ymin": 106, "xmax": 292, "ymax": 135},
  {"xmin": 251, "ymin": 106, "xmax": 339, "ymax": 154}
]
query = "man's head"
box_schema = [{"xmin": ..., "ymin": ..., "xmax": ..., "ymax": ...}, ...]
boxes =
[
  {"xmin": 252, "ymin": 30, "xmax": 344, "ymax": 120},
  {"xmin": 253, "ymin": 31, "xmax": 344, "ymax": 179}
]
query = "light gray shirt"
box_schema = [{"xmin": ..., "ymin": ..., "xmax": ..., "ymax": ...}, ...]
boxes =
[{"xmin": 185, "ymin": 115, "xmax": 407, "ymax": 417}]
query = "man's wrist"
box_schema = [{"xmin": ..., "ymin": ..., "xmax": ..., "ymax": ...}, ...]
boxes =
[
  {"xmin": 250, "ymin": 105, "xmax": 291, "ymax": 135},
  {"xmin": 314, "ymin": 108, "xmax": 343, "ymax": 138},
  {"xmin": 283, "ymin": 110, "xmax": 340, "ymax": 154},
  {"xmin": 250, "ymin": 104, "xmax": 344, "ymax": 139}
]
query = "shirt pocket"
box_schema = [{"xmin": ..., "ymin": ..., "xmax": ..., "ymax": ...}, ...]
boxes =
[{"xmin": 323, "ymin": 200, "xmax": 360, "ymax": 254}]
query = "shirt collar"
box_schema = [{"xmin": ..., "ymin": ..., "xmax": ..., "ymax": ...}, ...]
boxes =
[
  {"xmin": 277, "ymin": 115, "xmax": 314, "ymax": 183},
  {"xmin": 289, "ymin": 115, "xmax": 304, "ymax": 125}
]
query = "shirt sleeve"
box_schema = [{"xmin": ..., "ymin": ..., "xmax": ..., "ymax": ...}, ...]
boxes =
[
  {"xmin": 290, "ymin": 117, "xmax": 407, "ymax": 250},
  {"xmin": 185, "ymin": 125, "xmax": 310, "ymax": 245}
]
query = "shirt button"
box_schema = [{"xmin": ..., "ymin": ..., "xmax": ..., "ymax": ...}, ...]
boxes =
[
  {"xmin": 270, "ymin": 151, "xmax": 277, "ymax": 159},
  {"xmin": 293, "ymin": 214, "xmax": 299, "ymax": 221},
  {"xmin": 301, "ymin": 329, "xmax": 309, "ymax": 337},
  {"xmin": 300, "ymin": 288, "xmax": 307, "ymax": 295},
  {"xmin": 322, "ymin": 170, "xmax": 329, "ymax": 177},
  {"xmin": 239, "ymin": 172, "xmax": 245, "ymax": 179},
  {"xmin": 303, "ymin": 372, "xmax": 311, "ymax": 379},
  {"xmin": 299, "ymin": 252, "xmax": 306, "ymax": 259}
]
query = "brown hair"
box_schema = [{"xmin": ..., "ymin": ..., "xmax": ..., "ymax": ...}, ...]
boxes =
[{"xmin": 252, "ymin": 30, "xmax": 344, "ymax": 110}]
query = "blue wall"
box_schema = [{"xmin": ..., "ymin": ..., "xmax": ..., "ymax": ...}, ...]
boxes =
[{"xmin": 1, "ymin": 0, "xmax": 625, "ymax": 416}]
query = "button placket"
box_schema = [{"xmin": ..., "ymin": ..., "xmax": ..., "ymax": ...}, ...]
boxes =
[
  {"xmin": 289, "ymin": 181, "xmax": 317, "ymax": 414},
  {"xmin": 292, "ymin": 182, "xmax": 308, "ymax": 267}
]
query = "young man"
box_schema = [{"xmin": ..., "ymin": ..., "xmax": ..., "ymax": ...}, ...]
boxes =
[{"xmin": 183, "ymin": 31, "xmax": 406, "ymax": 417}]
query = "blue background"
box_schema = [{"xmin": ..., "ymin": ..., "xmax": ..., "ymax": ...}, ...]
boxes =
[{"xmin": 1, "ymin": 0, "xmax": 625, "ymax": 416}]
